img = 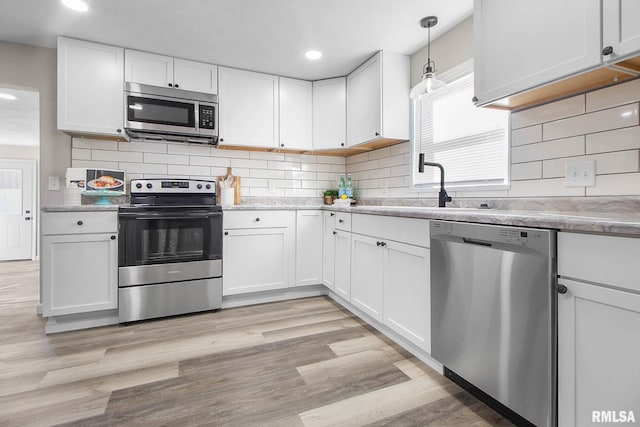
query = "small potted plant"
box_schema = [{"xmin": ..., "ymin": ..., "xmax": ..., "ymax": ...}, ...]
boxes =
[{"xmin": 323, "ymin": 189, "xmax": 338, "ymax": 205}]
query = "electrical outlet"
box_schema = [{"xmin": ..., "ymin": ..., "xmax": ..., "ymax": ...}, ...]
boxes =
[
  {"xmin": 48, "ymin": 176, "xmax": 60, "ymax": 191},
  {"xmin": 268, "ymin": 181, "xmax": 276, "ymax": 193},
  {"xmin": 565, "ymin": 161, "xmax": 595, "ymax": 187}
]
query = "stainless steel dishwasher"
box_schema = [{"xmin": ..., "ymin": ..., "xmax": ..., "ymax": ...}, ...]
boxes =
[{"xmin": 430, "ymin": 220, "xmax": 556, "ymax": 427}]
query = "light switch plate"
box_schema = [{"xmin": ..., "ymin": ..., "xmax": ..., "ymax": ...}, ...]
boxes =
[
  {"xmin": 48, "ymin": 176, "xmax": 60, "ymax": 191},
  {"xmin": 565, "ymin": 161, "xmax": 596, "ymax": 187}
]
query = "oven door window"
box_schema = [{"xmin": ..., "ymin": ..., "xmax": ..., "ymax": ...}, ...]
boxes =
[
  {"xmin": 127, "ymin": 95, "xmax": 196, "ymax": 128},
  {"xmin": 120, "ymin": 213, "xmax": 221, "ymax": 266}
]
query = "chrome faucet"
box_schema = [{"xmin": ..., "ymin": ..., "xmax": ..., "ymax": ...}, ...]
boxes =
[{"xmin": 418, "ymin": 154, "xmax": 452, "ymax": 207}]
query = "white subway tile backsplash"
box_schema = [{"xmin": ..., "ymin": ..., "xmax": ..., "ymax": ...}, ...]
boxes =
[
  {"xmin": 587, "ymin": 173, "xmax": 640, "ymax": 196},
  {"xmin": 316, "ymin": 172, "xmax": 340, "ymax": 181},
  {"xmin": 368, "ymin": 168, "xmax": 391, "ymax": 179},
  {"xmin": 144, "ymin": 153, "xmax": 189, "ymax": 165},
  {"xmin": 543, "ymin": 151, "xmax": 639, "ymax": 179},
  {"xmin": 269, "ymin": 179, "xmax": 301, "ymax": 189},
  {"xmin": 167, "ymin": 164, "xmax": 211, "ymax": 176},
  {"xmin": 511, "ymin": 162, "xmax": 542, "ymax": 180},
  {"xmin": 586, "ymin": 126, "xmax": 640, "ymax": 154},
  {"xmin": 250, "ymin": 151, "xmax": 285, "ymax": 161},
  {"xmin": 348, "ymin": 152, "xmax": 370, "ymax": 164},
  {"xmin": 249, "ymin": 187, "xmax": 284, "ymax": 197},
  {"xmin": 285, "ymin": 171, "xmax": 316, "ymax": 180},
  {"xmin": 71, "ymin": 159, "xmax": 119, "ymax": 169},
  {"xmin": 543, "ymin": 104, "xmax": 639, "ymax": 141},
  {"xmin": 378, "ymin": 154, "xmax": 405, "ymax": 168},
  {"xmin": 231, "ymin": 159, "xmax": 268, "ymax": 169},
  {"xmin": 368, "ymin": 147, "xmax": 391, "ymax": 160},
  {"xmin": 71, "ymin": 148, "xmax": 91, "ymax": 160},
  {"xmin": 390, "ymin": 165, "xmax": 409, "ymax": 177},
  {"xmin": 243, "ymin": 178, "xmax": 268, "ymax": 188},
  {"xmin": 390, "ymin": 142, "xmax": 410, "ymax": 156},
  {"xmin": 267, "ymin": 161, "xmax": 301, "ymax": 171},
  {"xmin": 511, "ymin": 125, "xmax": 542, "ymax": 147},
  {"xmin": 119, "ymin": 162, "xmax": 167, "ymax": 174},
  {"xmin": 508, "ymin": 178, "xmax": 584, "ymax": 197},
  {"xmin": 511, "ymin": 95, "xmax": 585, "ymax": 129},
  {"xmin": 511, "ymin": 136, "xmax": 584, "ymax": 163},
  {"xmin": 284, "ymin": 188, "xmax": 319, "ymax": 198},
  {"xmin": 331, "ymin": 164, "xmax": 347, "ymax": 173},
  {"xmin": 72, "ymin": 138, "xmax": 118, "ymax": 151},
  {"xmin": 285, "ymin": 153, "xmax": 317, "ymax": 163},
  {"xmin": 119, "ymin": 140, "xmax": 167, "ymax": 153},
  {"xmin": 301, "ymin": 163, "xmax": 332, "ymax": 172},
  {"xmin": 316, "ymin": 155, "xmax": 346, "ymax": 165},
  {"xmin": 190, "ymin": 156, "xmax": 231, "ymax": 167},
  {"xmin": 358, "ymin": 159, "xmax": 380, "ymax": 171},
  {"xmin": 211, "ymin": 148, "xmax": 250, "ymax": 159},
  {"xmin": 167, "ymin": 143, "xmax": 211, "ymax": 156},
  {"xmin": 385, "ymin": 176, "xmax": 405, "ymax": 188},
  {"xmin": 586, "ymin": 79, "xmax": 640, "ymax": 113},
  {"xmin": 302, "ymin": 180, "xmax": 332, "ymax": 189},
  {"xmin": 92, "ymin": 150, "xmax": 143, "ymax": 163},
  {"xmin": 250, "ymin": 169, "xmax": 285, "ymax": 179}
]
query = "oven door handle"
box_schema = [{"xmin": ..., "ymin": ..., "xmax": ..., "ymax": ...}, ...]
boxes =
[{"xmin": 119, "ymin": 212, "xmax": 222, "ymax": 220}]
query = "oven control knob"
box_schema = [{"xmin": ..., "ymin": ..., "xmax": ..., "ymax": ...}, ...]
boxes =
[
  {"xmin": 146, "ymin": 183, "xmax": 153, "ymax": 189},
  {"xmin": 197, "ymin": 184, "xmax": 202, "ymax": 189},
  {"xmin": 136, "ymin": 183, "xmax": 142, "ymax": 189},
  {"xmin": 206, "ymin": 184, "xmax": 211, "ymax": 189}
]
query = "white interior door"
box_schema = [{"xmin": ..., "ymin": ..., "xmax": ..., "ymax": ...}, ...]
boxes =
[{"xmin": 0, "ymin": 159, "xmax": 35, "ymax": 260}]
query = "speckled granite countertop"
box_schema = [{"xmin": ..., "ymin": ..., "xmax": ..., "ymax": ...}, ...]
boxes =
[
  {"xmin": 224, "ymin": 204, "xmax": 640, "ymax": 236},
  {"xmin": 42, "ymin": 205, "xmax": 121, "ymax": 212},
  {"xmin": 42, "ymin": 201, "xmax": 640, "ymax": 235}
]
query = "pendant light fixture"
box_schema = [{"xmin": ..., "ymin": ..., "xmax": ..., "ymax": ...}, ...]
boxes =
[{"xmin": 410, "ymin": 16, "xmax": 447, "ymax": 100}]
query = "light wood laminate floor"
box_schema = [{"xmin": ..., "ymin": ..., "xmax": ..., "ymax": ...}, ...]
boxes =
[{"xmin": 0, "ymin": 260, "xmax": 512, "ymax": 426}]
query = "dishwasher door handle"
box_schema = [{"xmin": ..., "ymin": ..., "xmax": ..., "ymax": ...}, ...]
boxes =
[{"xmin": 462, "ymin": 237, "xmax": 493, "ymax": 247}]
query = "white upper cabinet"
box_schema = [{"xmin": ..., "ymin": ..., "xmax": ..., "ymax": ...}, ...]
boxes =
[
  {"xmin": 603, "ymin": 0, "xmax": 640, "ymax": 61},
  {"xmin": 57, "ymin": 37, "xmax": 125, "ymax": 138},
  {"xmin": 279, "ymin": 77, "xmax": 313, "ymax": 150},
  {"xmin": 346, "ymin": 51, "xmax": 410, "ymax": 147},
  {"xmin": 173, "ymin": 58, "xmax": 218, "ymax": 94},
  {"xmin": 125, "ymin": 50, "xmax": 174, "ymax": 88},
  {"xmin": 218, "ymin": 67, "xmax": 279, "ymax": 148},
  {"xmin": 473, "ymin": 0, "xmax": 640, "ymax": 108},
  {"xmin": 313, "ymin": 77, "xmax": 347, "ymax": 150},
  {"xmin": 125, "ymin": 50, "xmax": 217, "ymax": 94}
]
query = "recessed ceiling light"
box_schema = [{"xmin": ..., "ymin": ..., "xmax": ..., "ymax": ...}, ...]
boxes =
[
  {"xmin": 0, "ymin": 93, "xmax": 17, "ymax": 101},
  {"xmin": 305, "ymin": 50, "xmax": 322, "ymax": 60},
  {"xmin": 60, "ymin": 0, "xmax": 88, "ymax": 12}
]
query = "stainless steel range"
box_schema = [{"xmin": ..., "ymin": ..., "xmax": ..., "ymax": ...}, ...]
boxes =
[{"xmin": 118, "ymin": 178, "xmax": 222, "ymax": 323}]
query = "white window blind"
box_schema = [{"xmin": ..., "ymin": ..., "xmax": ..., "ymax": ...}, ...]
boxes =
[{"xmin": 412, "ymin": 65, "xmax": 509, "ymax": 189}]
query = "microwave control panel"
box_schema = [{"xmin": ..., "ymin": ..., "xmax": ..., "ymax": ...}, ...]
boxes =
[{"xmin": 199, "ymin": 105, "xmax": 215, "ymax": 129}]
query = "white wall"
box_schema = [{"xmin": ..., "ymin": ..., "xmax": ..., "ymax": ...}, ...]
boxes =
[{"xmin": 0, "ymin": 41, "xmax": 71, "ymax": 206}]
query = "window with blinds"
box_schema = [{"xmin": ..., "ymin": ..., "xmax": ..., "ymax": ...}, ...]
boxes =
[{"xmin": 412, "ymin": 64, "xmax": 510, "ymax": 190}]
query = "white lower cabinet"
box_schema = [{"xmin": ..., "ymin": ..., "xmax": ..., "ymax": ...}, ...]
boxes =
[
  {"xmin": 350, "ymin": 234, "xmax": 384, "ymax": 322},
  {"xmin": 222, "ymin": 211, "xmax": 295, "ymax": 295},
  {"xmin": 333, "ymin": 230, "xmax": 351, "ymax": 300},
  {"xmin": 558, "ymin": 232, "xmax": 640, "ymax": 426},
  {"xmin": 41, "ymin": 211, "xmax": 118, "ymax": 317},
  {"xmin": 383, "ymin": 241, "xmax": 430, "ymax": 353},
  {"xmin": 295, "ymin": 210, "xmax": 322, "ymax": 286},
  {"xmin": 322, "ymin": 211, "xmax": 337, "ymax": 290}
]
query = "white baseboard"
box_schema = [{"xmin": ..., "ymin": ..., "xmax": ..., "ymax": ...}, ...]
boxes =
[
  {"xmin": 222, "ymin": 285, "xmax": 327, "ymax": 309},
  {"xmin": 45, "ymin": 309, "xmax": 119, "ymax": 334}
]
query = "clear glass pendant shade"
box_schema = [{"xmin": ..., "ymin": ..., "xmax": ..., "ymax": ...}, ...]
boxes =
[{"xmin": 410, "ymin": 72, "xmax": 447, "ymax": 100}]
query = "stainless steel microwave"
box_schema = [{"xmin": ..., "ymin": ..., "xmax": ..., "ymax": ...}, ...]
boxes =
[{"xmin": 124, "ymin": 82, "xmax": 218, "ymax": 145}]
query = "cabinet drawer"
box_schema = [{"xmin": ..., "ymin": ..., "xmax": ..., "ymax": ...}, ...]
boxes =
[
  {"xmin": 352, "ymin": 214, "xmax": 429, "ymax": 247},
  {"xmin": 223, "ymin": 210, "xmax": 295, "ymax": 229},
  {"xmin": 42, "ymin": 211, "xmax": 118, "ymax": 235},
  {"xmin": 558, "ymin": 232, "xmax": 640, "ymax": 293},
  {"xmin": 335, "ymin": 212, "xmax": 351, "ymax": 231}
]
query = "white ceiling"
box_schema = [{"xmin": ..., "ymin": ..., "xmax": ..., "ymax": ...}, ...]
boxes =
[{"xmin": 0, "ymin": 0, "xmax": 473, "ymax": 81}]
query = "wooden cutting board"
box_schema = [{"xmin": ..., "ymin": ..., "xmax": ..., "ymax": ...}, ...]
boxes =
[{"xmin": 217, "ymin": 167, "xmax": 241, "ymax": 204}]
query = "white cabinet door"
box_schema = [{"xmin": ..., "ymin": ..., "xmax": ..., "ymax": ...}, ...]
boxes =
[
  {"xmin": 313, "ymin": 78, "xmax": 346, "ymax": 150},
  {"xmin": 57, "ymin": 37, "xmax": 125, "ymax": 138},
  {"xmin": 124, "ymin": 49, "xmax": 174, "ymax": 88},
  {"xmin": 174, "ymin": 58, "xmax": 218, "ymax": 94},
  {"xmin": 218, "ymin": 67, "xmax": 279, "ymax": 148},
  {"xmin": 322, "ymin": 211, "xmax": 336, "ymax": 290},
  {"xmin": 295, "ymin": 210, "xmax": 322, "ymax": 286},
  {"xmin": 350, "ymin": 233, "xmax": 384, "ymax": 322},
  {"xmin": 347, "ymin": 53, "xmax": 382, "ymax": 146},
  {"xmin": 279, "ymin": 77, "xmax": 312, "ymax": 150},
  {"xmin": 474, "ymin": 0, "xmax": 601, "ymax": 105},
  {"xmin": 223, "ymin": 227, "xmax": 293, "ymax": 295},
  {"xmin": 334, "ymin": 230, "xmax": 351, "ymax": 300},
  {"xmin": 383, "ymin": 241, "xmax": 430, "ymax": 352},
  {"xmin": 558, "ymin": 278, "xmax": 640, "ymax": 427},
  {"xmin": 603, "ymin": 0, "xmax": 640, "ymax": 61},
  {"xmin": 41, "ymin": 233, "xmax": 118, "ymax": 316}
]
